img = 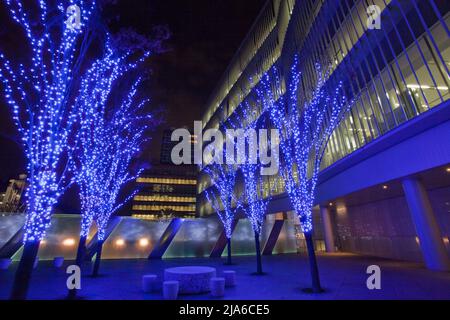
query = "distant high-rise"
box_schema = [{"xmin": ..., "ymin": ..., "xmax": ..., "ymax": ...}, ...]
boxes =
[
  {"xmin": 0, "ymin": 174, "xmax": 27, "ymax": 213},
  {"xmin": 160, "ymin": 127, "xmax": 197, "ymax": 165},
  {"xmin": 132, "ymin": 164, "xmax": 197, "ymax": 220},
  {"xmin": 133, "ymin": 127, "xmax": 198, "ymax": 220}
]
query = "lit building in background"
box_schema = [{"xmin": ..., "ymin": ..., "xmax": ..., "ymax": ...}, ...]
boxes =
[
  {"xmin": 132, "ymin": 164, "xmax": 198, "ymax": 220},
  {"xmin": 132, "ymin": 126, "xmax": 199, "ymax": 220},
  {"xmin": 160, "ymin": 127, "xmax": 198, "ymax": 165},
  {"xmin": 198, "ymin": 0, "xmax": 450, "ymax": 268},
  {"xmin": 0, "ymin": 174, "xmax": 27, "ymax": 213}
]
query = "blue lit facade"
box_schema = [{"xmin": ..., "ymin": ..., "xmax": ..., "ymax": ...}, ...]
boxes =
[
  {"xmin": 284, "ymin": 0, "xmax": 449, "ymax": 171},
  {"xmin": 198, "ymin": 0, "xmax": 450, "ymax": 267}
]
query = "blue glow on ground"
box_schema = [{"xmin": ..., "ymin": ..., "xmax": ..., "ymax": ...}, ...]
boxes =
[{"xmin": 1, "ymin": 253, "xmax": 450, "ymax": 300}]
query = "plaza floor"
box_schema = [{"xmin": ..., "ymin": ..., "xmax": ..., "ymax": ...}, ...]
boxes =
[{"xmin": 1, "ymin": 253, "xmax": 450, "ymax": 300}]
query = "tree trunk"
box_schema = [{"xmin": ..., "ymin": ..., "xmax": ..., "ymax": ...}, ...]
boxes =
[
  {"xmin": 225, "ymin": 237, "xmax": 232, "ymax": 265},
  {"xmin": 92, "ymin": 239, "xmax": 104, "ymax": 277},
  {"xmin": 304, "ymin": 231, "xmax": 322, "ymax": 293},
  {"xmin": 67, "ymin": 235, "xmax": 87, "ymax": 299},
  {"xmin": 254, "ymin": 231, "xmax": 263, "ymax": 274},
  {"xmin": 10, "ymin": 240, "xmax": 40, "ymax": 300},
  {"xmin": 75, "ymin": 235, "xmax": 87, "ymax": 267}
]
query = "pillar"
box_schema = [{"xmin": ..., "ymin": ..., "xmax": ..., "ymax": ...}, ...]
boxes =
[
  {"xmin": 402, "ymin": 177, "xmax": 450, "ymax": 271},
  {"xmin": 320, "ymin": 205, "xmax": 336, "ymax": 253}
]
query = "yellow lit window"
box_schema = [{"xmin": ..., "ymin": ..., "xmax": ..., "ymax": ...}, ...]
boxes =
[{"xmin": 136, "ymin": 177, "xmax": 197, "ymax": 185}]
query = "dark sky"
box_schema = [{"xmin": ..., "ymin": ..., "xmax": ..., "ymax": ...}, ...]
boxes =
[
  {"xmin": 0, "ymin": 0, "xmax": 266, "ymax": 212},
  {"xmin": 140, "ymin": 0, "xmax": 267, "ymax": 162}
]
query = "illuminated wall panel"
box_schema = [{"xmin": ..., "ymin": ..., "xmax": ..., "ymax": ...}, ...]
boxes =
[
  {"xmin": 163, "ymin": 218, "xmax": 222, "ymax": 259},
  {"xmin": 21, "ymin": 215, "xmax": 84, "ymax": 261},
  {"xmin": 222, "ymin": 219, "xmax": 275, "ymax": 257},
  {"xmin": 272, "ymin": 221, "xmax": 298, "ymax": 254},
  {"xmin": 7, "ymin": 215, "xmax": 308, "ymax": 260},
  {"xmin": 0, "ymin": 214, "xmax": 25, "ymax": 250},
  {"xmin": 102, "ymin": 218, "xmax": 170, "ymax": 259},
  {"xmin": 38, "ymin": 215, "xmax": 82, "ymax": 260}
]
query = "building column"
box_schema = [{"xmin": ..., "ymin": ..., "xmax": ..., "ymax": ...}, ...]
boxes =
[
  {"xmin": 402, "ymin": 177, "xmax": 450, "ymax": 271},
  {"xmin": 320, "ymin": 205, "xmax": 336, "ymax": 253}
]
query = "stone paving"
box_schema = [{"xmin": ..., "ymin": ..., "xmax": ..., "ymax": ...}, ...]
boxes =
[{"xmin": 1, "ymin": 253, "xmax": 450, "ymax": 300}]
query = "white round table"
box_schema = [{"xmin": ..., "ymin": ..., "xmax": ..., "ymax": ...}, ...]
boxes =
[{"xmin": 164, "ymin": 266, "xmax": 217, "ymax": 294}]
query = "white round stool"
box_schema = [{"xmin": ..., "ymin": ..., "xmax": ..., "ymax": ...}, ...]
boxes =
[
  {"xmin": 53, "ymin": 257, "xmax": 64, "ymax": 268},
  {"xmin": 163, "ymin": 281, "xmax": 179, "ymax": 300},
  {"xmin": 142, "ymin": 274, "xmax": 157, "ymax": 293},
  {"xmin": 164, "ymin": 266, "xmax": 216, "ymax": 294},
  {"xmin": 223, "ymin": 270, "xmax": 236, "ymax": 287},
  {"xmin": 210, "ymin": 277, "xmax": 225, "ymax": 297},
  {"xmin": 0, "ymin": 258, "xmax": 12, "ymax": 270}
]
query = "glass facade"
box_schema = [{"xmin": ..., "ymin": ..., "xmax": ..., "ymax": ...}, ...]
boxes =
[
  {"xmin": 303, "ymin": 0, "xmax": 450, "ymax": 168},
  {"xmin": 198, "ymin": 0, "xmax": 450, "ymax": 216}
]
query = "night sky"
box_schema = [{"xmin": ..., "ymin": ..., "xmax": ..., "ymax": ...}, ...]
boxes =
[
  {"xmin": 140, "ymin": 0, "xmax": 267, "ymax": 162},
  {"xmin": 0, "ymin": 0, "xmax": 266, "ymax": 212}
]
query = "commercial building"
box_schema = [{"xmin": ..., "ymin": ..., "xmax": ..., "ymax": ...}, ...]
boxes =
[
  {"xmin": 132, "ymin": 125, "xmax": 200, "ymax": 220},
  {"xmin": 0, "ymin": 174, "xmax": 27, "ymax": 213},
  {"xmin": 198, "ymin": 0, "xmax": 450, "ymax": 270},
  {"xmin": 160, "ymin": 127, "xmax": 198, "ymax": 165},
  {"xmin": 132, "ymin": 164, "xmax": 198, "ymax": 220}
]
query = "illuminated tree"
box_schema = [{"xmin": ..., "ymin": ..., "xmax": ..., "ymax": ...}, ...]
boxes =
[
  {"xmin": 72, "ymin": 47, "xmax": 154, "ymax": 277},
  {"xmin": 71, "ymin": 40, "xmax": 149, "ymax": 269},
  {"xmin": 266, "ymin": 58, "xmax": 349, "ymax": 292},
  {"xmin": 202, "ymin": 136, "xmax": 240, "ymax": 265},
  {"xmin": 233, "ymin": 102, "xmax": 273, "ymax": 275},
  {"xmin": 0, "ymin": 0, "xmax": 99, "ymax": 300}
]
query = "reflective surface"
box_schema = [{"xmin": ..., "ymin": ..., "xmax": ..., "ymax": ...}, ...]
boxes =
[
  {"xmin": 0, "ymin": 214, "xmax": 25, "ymax": 250},
  {"xmin": 5, "ymin": 215, "xmax": 314, "ymax": 260},
  {"xmin": 164, "ymin": 218, "xmax": 222, "ymax": 258},
  {"xmin": 102, "ymin": 218, "xmax": 170, "ymax": 259}
]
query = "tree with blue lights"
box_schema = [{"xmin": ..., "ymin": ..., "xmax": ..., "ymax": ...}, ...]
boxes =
[
  {"xmin": 73, "ymin": 47, "xmax": 154, "ymax": 278},
  {"xmin": 233, "ymin": 102, "xmax": 273, "ymax": 275},
  {"xmin": 0, "ymin": 0, "xmax": 99, "ymax": 300},
  {"xmin": 71, "ymin": 39, "xmax": 150, "ymax": 269},
  {"xmin": 202, "ymin": 134, "xmax": 241, "ymax": 265},
  {"xmin": 265, "ymin": 58, "xmax": 349, "ymax": 292}
]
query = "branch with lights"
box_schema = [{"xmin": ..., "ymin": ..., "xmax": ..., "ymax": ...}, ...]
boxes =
[
  {"xmin": 0, "ymin": 0, "xmax": 99, "ymax": 300},
  {"xmin": 200, "ymin": 123, "xmax": 242, "ymax": 264},
  {"xmin": 72, "ymin": 41, "xmax": 154, "ymax": 276},
  {"xmin": 232, "ymin": 98, "xmax": 274, "ymax": 275},
  {"xmin": 264, "ymin": 57, "xmax": 350, "ymax": 292}
]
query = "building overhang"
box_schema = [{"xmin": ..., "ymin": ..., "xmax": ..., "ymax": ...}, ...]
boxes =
[{"xmin": 316, "ymin": 100, "xmax": 450, "ymax": 204}]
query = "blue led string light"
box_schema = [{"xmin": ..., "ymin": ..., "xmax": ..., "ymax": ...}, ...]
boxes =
[
  {"xmin": 73, "ymin": 41, "xmax": 153, "ymax": 241},
  {"xmin": 201, "ymin": 133, "xmax": 241, "ymax": 241},
  {"xmin": 265, "ymin": 57, "xmax": 350, "ymax": 233},
  {"xmin": 0, "ymin": 1, "xmax": 97, "ymax": 242},
  {"xmin": 233, "ymin": 100, "xmax": 272, "ymax": 239}
]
